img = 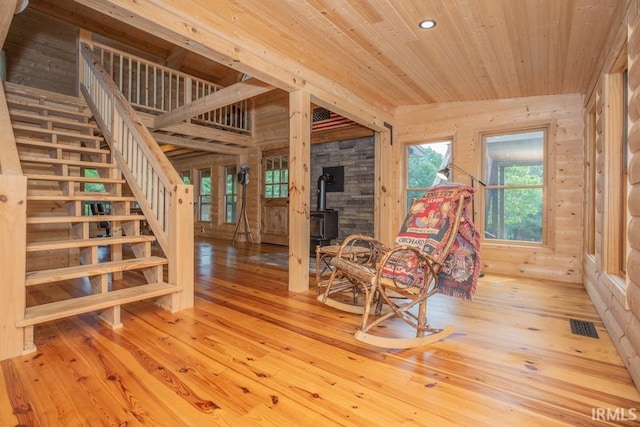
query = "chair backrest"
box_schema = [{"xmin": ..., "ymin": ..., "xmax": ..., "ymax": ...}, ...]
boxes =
[
  {"xmin": 394, "ymin": 183, "xmax": 471, "ymax": 262},
  {"xmin": 392, "ymin": 183, "xmax": 481, "ymax": 300}
]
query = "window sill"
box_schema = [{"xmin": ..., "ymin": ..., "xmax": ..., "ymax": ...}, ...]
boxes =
[
  {"xmin": 583, "ymin": 255, "xmax": 628, "ymax": 310},
  {"xmin": 481, "ymin": 240, "xmax": 552, "ymax": 253}
]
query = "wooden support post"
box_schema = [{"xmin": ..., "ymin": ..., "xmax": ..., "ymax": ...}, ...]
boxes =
[
  {"xmin": 0, "ymin": 1, "xmax": 19, "ymax": 50},
  {"xmin": 375, "ymin": 129, "xmax": 397, "ymax": 245},
  {"xmin": 288, "ymin": 90, "xmax": 311, "ymax": 292},
  {"xmin": 78, "ymin": 29, "xmax": 92, "ymax": 97},
  {"xmin": 0, "ymin": 174, "xmax": 28, "ymax": 359}
]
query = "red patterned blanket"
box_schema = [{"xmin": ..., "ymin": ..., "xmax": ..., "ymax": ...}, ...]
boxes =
[{"xmin": 391, "ymin": 183, "xmax": 481, "ymax": 300}]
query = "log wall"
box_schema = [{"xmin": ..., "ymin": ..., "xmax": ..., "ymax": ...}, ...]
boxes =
[
  {"xmin": 583, "ymin": 0, "xmax": 640, "ymax": 389},
  {"xmin": 394, "ymin": 94, "xmax": 585, "ymax": 282}
]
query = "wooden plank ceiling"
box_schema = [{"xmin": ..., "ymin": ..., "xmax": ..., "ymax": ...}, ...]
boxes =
[
  {"xmin": 70, "ymin": 0, "xmax": 626, "ymax": 106},
  {"xmin": 30, "ymin": 0, "xmax": 627, "ymax": 138}
]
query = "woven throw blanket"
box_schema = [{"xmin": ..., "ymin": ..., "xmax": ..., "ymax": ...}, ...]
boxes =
[
  {"xmin": 438, "ymin": 209, "xmax": 481, "ymax": 300},
  {"xmin": 392, "ymin": 183, "xmax": 481, "ymax": 300}
]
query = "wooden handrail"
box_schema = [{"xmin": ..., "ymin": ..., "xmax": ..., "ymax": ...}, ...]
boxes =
[
  {"xmin": 79, "ymin": 42, "xmax": 194, "ymax": 310},
  {"xmin": 0, "ymin": 83, "xmax": 22, "ymax": 175}
]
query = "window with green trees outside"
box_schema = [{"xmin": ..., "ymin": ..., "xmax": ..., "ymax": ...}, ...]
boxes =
[
  {"xmin": 405, "ymin": 140, "xmax": 451, "ymax": 211},
  {"xmin": 483, "ymin": 129, "xmax": 546, "ymax": 243}
]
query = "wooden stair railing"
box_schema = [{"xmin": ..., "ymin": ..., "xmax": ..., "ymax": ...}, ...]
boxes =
[
  {"xmin": 79, "ymin": 42, "xmax": 194, "ymax": 313},
  {"xmin": 0, "ymin": 81, "xmax": 191, "ymax": 357}
]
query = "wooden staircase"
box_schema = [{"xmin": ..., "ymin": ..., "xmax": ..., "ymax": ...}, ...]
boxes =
[{"xmin": 5, "ymin": 82, "xmax": 179, "ymax": 345}]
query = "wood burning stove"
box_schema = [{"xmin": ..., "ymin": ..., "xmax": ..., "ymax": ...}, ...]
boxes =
[{"xmin": 311, "ymin": 173, "xmax": 338, "ymax": 248}]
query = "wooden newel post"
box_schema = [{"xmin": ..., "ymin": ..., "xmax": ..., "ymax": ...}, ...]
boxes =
[
  {"xmin": 160, "ymin": 183, "xmax": 194, "ymax": 311},
  {"xmin": 0, "ymin": 175, "xmax": 28, "ymax": 360}
]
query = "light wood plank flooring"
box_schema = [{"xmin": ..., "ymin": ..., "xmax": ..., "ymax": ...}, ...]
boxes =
[{"xmin": 2, "ymin": 237, "xmax": 640, "ymax": 426}]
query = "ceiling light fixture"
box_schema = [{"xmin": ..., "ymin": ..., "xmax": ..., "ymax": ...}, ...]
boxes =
[{"xmin": 418, "ymin": 20, "xmax": 436, "ymax": 29}]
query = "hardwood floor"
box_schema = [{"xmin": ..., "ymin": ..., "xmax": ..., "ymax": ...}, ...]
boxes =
[{"xmin": 2, "ymin": 237, "xmax": 640, "ymax": 426}]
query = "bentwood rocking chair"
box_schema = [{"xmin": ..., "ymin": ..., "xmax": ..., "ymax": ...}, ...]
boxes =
[{"xmin": 318, "ymin": 183, "xmax": 481, "ymax": 349}]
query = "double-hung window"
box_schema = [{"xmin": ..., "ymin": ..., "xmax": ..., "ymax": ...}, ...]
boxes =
[
  {"xmin": 483, "ymin": 129, "xmax": 546, "ymax": 243},
  {"xmin": 405, "ymin": 140, "xmax": 451, "ymax": 211},
  {"xmin": 224, "ymin": 165, "xmax": 237, "ymax": 223},
  {"xmin": 198, "ymin": 169, "xmax": 211, "ymax": 222}
]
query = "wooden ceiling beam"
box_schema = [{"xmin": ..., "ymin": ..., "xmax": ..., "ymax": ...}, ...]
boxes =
[
  {"xmin": 152, "ymin": 79, "xmax": 275, "ymax": 130},
  {"xmin": 165, "ymin": 46, "xmax": 187, "ymax": 69},
  {"xmin": 152, "ymin": 133, "xmax": 248, "ymax": 156},
  {"xmin": 136, "ymin": 112, "xmax": 253, "ymax": 147},
  {"xmin": 311, "ymin": 125, "xmax": 374, "ymax": 145},
  {"xmin": 0, "ymin": 0, "xmax": 19, "ymax": 48},
  {"xmin": 164, "ymin": 148, "xmax": 194, "ymax": 157}
]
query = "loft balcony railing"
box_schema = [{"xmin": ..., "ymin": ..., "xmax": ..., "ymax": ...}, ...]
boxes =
[{"xmin": 89, "ymin": 41, "xmax": 250, "ymax": 134}]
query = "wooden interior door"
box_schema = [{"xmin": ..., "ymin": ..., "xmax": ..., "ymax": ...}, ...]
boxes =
[{"xmin": 261, "ymin": 149, "xmax": 289, "ymax": 245}]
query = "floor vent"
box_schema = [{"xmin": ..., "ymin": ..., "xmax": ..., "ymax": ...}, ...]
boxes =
[{"xmin": 569, "ymin": 319, "xmax": 599, "ymax": 338}]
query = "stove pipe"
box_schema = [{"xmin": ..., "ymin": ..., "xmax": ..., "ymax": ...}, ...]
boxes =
[{"xmin": 317, "ymin": 173, "xmax": 333, "ymax": 211}]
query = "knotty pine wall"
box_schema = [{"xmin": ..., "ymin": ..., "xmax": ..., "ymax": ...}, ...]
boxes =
[
  {"xmin": 583, "ymin": 0, "xmax": 640, "ymax": 389},
  {"xmin": 170, "ymin": 152, "xmax": 257, "ymax": 242},
  {"xmin": 394, "ymin": 94, "xmax": 585, "ymax": 283}
]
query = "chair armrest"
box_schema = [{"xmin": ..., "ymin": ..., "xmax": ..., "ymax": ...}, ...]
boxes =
[{"xmin": 334, "ymin": 234, "xmax": 389, "ymax": 264}]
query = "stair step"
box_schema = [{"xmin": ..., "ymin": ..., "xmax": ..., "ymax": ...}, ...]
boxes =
[
  {"xmin": 27, "ymin": 194, "xmax": 136, "ymax": 202},
  {"xmin": 19, "ymin": 155, "xmax": 116, "ymax": 169},
  {"xmin": 12, "ymin": 124, "xmax": 103, "ymax": 142},
  {"xmin": 9, "ymin": 110, "xmax": 98, "ymax": 131},
  {"xmin": 4, "ymin": 82, "xmax": 92, "ymax": 111},
  {"xmin": 16, "ymin": 137, "xmax": 109, "ymax": 155},
  {"xmin": 25, "ymin": 174, "xmax": 126, "ymax": 185},
  {"xmin": 6, "ymin": 98, "xmax": 93, "ymax": 120},
  {"xmin": 27, "ymin": 235, "xmax": 156, "ymax": 252},
  {"xmin": 27, "ymin": 214, "xmax": 145, "ymax": 224},
  {"xmin": 17, "ymin": 282, "xmax": 177, "ymax": 327},
  {"xmin": 26, "ymin": 256, "xmax": 168, "ymax": 286}
]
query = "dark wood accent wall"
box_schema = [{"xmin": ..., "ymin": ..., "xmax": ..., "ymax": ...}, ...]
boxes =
[
  {"xmin": 311, "ymin": 136, "xmax": 375, "ymax": 241},
  {"xmin": 5, "ymin": 9, "xmax": 78, "ymax": 96}
]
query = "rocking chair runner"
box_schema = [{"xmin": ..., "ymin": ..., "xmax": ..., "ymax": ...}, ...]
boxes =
[{"xmin": 318, "ymin": 183, "xmax": 481, "ymax": 349}]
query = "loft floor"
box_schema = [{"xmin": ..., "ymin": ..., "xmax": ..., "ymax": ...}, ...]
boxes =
[{"xmin": 1, "ymin": 237, "xmax": 639, "ymax": 426}]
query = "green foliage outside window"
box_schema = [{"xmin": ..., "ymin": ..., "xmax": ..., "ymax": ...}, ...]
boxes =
[
  {"xmin": 264, "ymin": 155, "xmax": 289, "ymax": 199},
  {"xmin": 83, "ymin": 168, "xmax": 107, "ymax": 216},
  {"xmin": 84, "ymin": 169, "xmax": 105, "ymax": 193},
  {"xmin": 484, "ymin": 130, "xmax": 545, "ymax": 243},
  {"xmin": 406, "ymin": 141, "xmax": 450, "ymax": 210},
  {"xmin": 199, "ymin": 169, "xmax": 211, "ymax": 222},
  {"xmin": 181, "ymin": 171, "xmax": 191, "ymax": 185},
  {"xmin": 224, "ymin": 166, "xmax": 237, "ymax": 223}
]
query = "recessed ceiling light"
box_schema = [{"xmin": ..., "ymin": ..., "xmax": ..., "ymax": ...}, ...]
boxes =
[{"xmin": 419, "ymin": 20, "xmax": 436, "ymax": 29}]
